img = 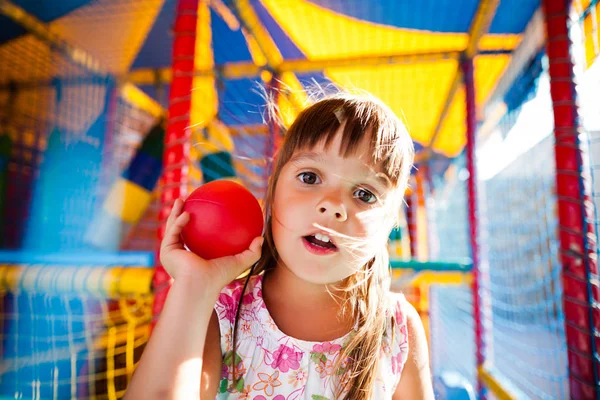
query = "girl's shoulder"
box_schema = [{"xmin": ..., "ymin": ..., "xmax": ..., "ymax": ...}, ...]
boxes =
[
  {"xmin": 214, "ymin": 274, "xmax": 264, "ymax": 327},
  {"xmin": 385, "ymin": 291, "xmax": 410, "ymax": 348},
  {"xmin": 383, "ymin": 291, "xmax": 411, "ymax": 381},
  {"xmin": 387, "ymin": 291, "xmax": 409, "ymax": 323},
  {"xmin": 219, "ymin": 273, "xmax": 263, "ymax": 299}
]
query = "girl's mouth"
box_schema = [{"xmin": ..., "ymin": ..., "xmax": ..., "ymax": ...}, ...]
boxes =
[{"xmin": 302, "ymin": 234, "xmax": 338, "ymax": 255}]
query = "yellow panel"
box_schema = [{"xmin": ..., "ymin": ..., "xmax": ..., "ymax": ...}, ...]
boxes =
[
  {"xmin": 261, "ymin": 0, "xmax": 519, "ymax": 59},
  {"xmin": 242, "ymin": 28, "xmax": 268, "ymax": 67},
  {"xmin": 193, "ymin": 119, "xmax": 235, "ymax": 154},
  {"xmin": 325, "ymin": 60, "xmax": 458, "ymax": 146},
  {"xmin": 191, "ymin": 1, "xmax": 218, "ymax": 126},
  {"xmin": 121, "ymin": 83, "xmax": 164, "ymax": 118},
  {"xmin": 103, "ymin": 178, "xmax": 153, "ymax": 223},
  {"xmin": 479, "ymin": 35, "xmax": 521, "ymax": 52},
  {"xmin": 583, "ymin": 3, "xmax": 600, "ymax": 68},
  {"xmin": 278, "ymin": 71, "xmax": 310, "ymax": 127},
  {"xmin": 51, "ymin": 0, "xmax": 166, "ymax": 73},
  {"xmin": 262, "ymin": 0, "xmax": 466, "ymax": 57},
  {"xmin": 435, "ymin": 86, "xmax": 466, "ymax": 157},
  {"xmin": 474, "ymin": 55, "xmax": 512, "ymax": 105},
  {"xmin": 434, "ymin": 55, "xmax": 511, "ymax": 157}
]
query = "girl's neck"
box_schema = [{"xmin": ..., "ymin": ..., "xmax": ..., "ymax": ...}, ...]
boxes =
[
  {"xmin": 263, "ymin": 263, "xmax": 343, "ymax": 310},
  {"xmin": 261, "ymin": 263, "xmax": 355, "ymax": 342}
]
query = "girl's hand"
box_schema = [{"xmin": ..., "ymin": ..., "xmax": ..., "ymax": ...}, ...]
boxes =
[{"xmin": 159, "ymin": 198, "xmax": 264, "ymax": 289}]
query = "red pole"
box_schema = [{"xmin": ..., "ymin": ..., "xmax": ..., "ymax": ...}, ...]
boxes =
[
  {"xmin": 153, "ymin": 0, "xmax": 198, "ymax": 322},
  {"xmin": 415, "ymin": 170, "xmax": 428, "ymax": 259},
  {"xmin": 406, "ymin": 189, "xmax": 417, "ymax": 259},
  {"xmin": 544, "ymin": 0, "xmax": 599, "ymax": 398},
  {"xmin": 463, "ymin": 57, "xmax": 484, "ymax": 399}
]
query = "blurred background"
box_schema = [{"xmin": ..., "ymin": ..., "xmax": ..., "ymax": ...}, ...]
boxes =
[{"xmin": 0, "ymin": 0, "xmax": 599, "ymax": 398}]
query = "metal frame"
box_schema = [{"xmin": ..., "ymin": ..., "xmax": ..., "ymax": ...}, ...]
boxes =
[
  {"xmin": 127, "ymin": 50, "xmax": 463, "ymax": 84},
  {"xmin": 126, "ymin": 49, "xmax": 516, "ymax": 86}
]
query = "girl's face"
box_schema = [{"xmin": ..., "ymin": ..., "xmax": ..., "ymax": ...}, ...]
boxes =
[{"xmin": 271, "ymin": 126, "xmax": 395, "ymax": 285}]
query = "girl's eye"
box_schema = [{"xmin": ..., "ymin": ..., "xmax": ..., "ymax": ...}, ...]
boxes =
[
  {"xmin": 298, "ymin": 172, "xmax": 320, "ymax": 185},
  {"xmin": 354, "ymin": 188, "xmax": 377, "ymax": 204}
]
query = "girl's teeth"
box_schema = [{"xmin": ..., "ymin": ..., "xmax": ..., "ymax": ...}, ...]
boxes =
[{"xmin": 315, "ymin": 233, "xmax": 331, "ymax": 243}]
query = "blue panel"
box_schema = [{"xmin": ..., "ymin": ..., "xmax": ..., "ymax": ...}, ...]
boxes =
[
  {"xmin": 122, "ymin": 151, "xmax": 162, "ymax": 192},
  {"xmin": 131, "ymin": 0, "xmax": 176, "ymax": 69},
  {"xmin": 218, "ymin": 78, "xmax": 266, "ymax": 125},
  {"xmin": 11, "ymin": 0, "xmax": 92, "ymax": 20},
  {"xmin": 496, "ymin": 51, "xmax": 545, "ymax": 140},
  {"xmin": 211, "ymin": 9, "xmax": 253, "ymax": 64},
  {"xmin": 503, "ymin": 51, "xmax": 544, "ymax": 112},
  {"xmin": 489, "ymin": 0, "xmax": 540, "ymax": 35},
  {"xmin": 305, "ymin": 0, "xmax": 539, "ymax": 34},
  {"xmin": 134, "ymin": 3, "xmax": 255, "ymax": 68},
  {"xmin": 0, "ymin": 0, "xmax": 93, "ymax": 45},
  {"xmin": 22, "ymin": 80, "xmax": 113, "ymax": 252},
  {"xmin": 413, "ymin": 140, "xmax": 424, "ymax": 155},
  {"xmin": 0, "ymin": 18, "xmax": 28, "ymax": 45},
  {"xmin": 305, "ymin": 0, "xmax": 476, "ymax": 33}
]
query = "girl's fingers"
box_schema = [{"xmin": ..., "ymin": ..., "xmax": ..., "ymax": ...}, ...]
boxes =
[
  {"xmin": 209, "ymin": 236, "xmax": 264, "ymax": 276},
  {"xmin": 165, "ymin": 199, "xmax": 184, "ymax": 230},
  {"xmin": 171, "ymin": 211, "xmax": 190, "ymax": 236},
  {"xmin": 162, "ymin": 211, "xmax": 190, "ymax": 250}
]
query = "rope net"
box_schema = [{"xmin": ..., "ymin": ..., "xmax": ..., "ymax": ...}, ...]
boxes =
[{"xmin": 0, "ymin": 3, "xmax": 160, "ymax": 398}]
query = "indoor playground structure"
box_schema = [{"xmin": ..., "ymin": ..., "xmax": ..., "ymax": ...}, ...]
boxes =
[{"xmin": 0, "ymin": 0, "xmax": 599, "ymax": 399}]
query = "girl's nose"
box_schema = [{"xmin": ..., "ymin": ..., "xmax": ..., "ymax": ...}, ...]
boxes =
[{"xmin": 316, "ymin": 196, "xmax": 348, "ymax": 222}]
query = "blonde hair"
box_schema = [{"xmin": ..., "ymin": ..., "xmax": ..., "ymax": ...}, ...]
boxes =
[{"xmin": 232, "ymin": 89, "xmax": 414, "ymax": 399}]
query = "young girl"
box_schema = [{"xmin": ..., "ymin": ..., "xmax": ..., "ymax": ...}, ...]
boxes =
[{"xmin": 126, "ymin": 92, "xmax": 434, "ymax": 399}]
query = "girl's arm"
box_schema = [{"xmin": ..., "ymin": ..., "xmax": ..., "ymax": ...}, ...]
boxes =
[
  {"xmin": 124, "ymin": 199, "xmax": 262, "ymax": 399},
  {"xmin": 125, "ymin": 279, "xmax": 220, "ymax": 400},
  {"xmin": 200, "ymin": 310, "xmax": 225, "ymax": 398},
  {"xmin": 393, "ymin": 301, "xmax": 435, "ymax": 400}
]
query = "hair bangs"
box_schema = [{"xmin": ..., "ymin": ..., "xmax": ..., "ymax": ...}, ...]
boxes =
[{"xmin": 281, "ymin": 95, "xmax": 413, "ymax": 191}]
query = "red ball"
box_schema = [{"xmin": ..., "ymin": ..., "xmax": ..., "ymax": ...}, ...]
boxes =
[{"xmin": 181, "ymin": 180, "xmax": 264, "ymax": 260}]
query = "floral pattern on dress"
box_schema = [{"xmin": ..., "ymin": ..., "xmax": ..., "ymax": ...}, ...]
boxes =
[{"xmin": 215, "ymin": 274, "xmax": 409, "ymax": 399}]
